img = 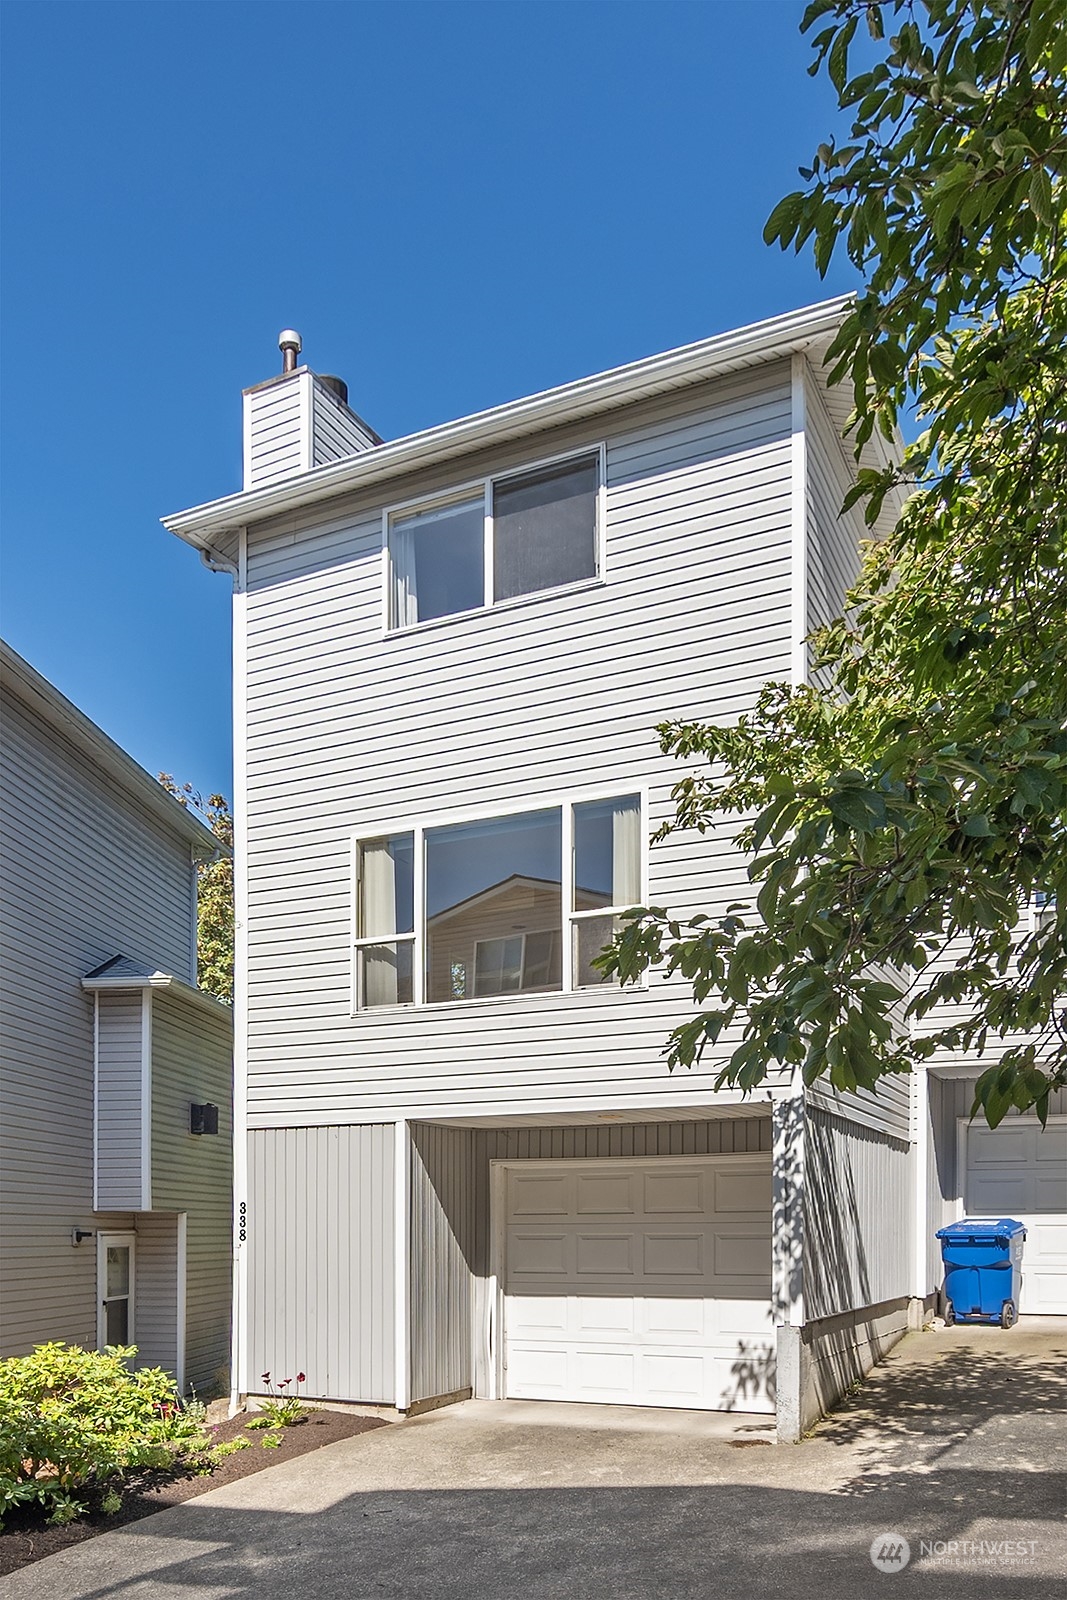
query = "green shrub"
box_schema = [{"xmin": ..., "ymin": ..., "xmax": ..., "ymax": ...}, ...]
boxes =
[
  {"xmin": 245, "ymin": 1397, "xmax": 305, "ymax": 1430},
  {"xmin": 0, "ymin": 1342, "xmax": 209, "ymax": 1528},
  {"xmin": 260, "ymin": 1432, "xmax": 283, "ymax": 1449},
  {"xmin": 210, "ymin": 1436, "xmax": 251, "ymax": 1460}
]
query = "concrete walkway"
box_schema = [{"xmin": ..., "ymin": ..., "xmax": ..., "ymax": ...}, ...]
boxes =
[{"xmin": 7, "ymin": 1320, "xmax": 1065, "ymax": 1599}]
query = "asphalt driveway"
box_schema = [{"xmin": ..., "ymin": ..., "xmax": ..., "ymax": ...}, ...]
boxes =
[{"xmin": 7, "ymin": 1320, "xmax": 1065, "ymax": 1600}]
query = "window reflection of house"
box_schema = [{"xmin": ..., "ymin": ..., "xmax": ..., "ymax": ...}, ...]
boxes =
[{"xmin": 427, "ymin": 875, "xmax": 612, "ymax": 1000}]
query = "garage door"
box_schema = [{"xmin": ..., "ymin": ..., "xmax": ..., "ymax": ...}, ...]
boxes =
[
  {"xmin": 501, "ymin": 1156, "xmax": 774, "ymax": 1412},
  {"xmin": 964, "ymin": 1118, "xmax": 1067, "ymax": 1314}
]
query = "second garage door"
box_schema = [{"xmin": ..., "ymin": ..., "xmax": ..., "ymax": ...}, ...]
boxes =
[
  {"xmin": 500, "ymin": 1155, "xmax": 774, "ymax": 1413},
  {"xmin": 964, "ymin": 1117, "xmax": 1067, "ymax": 1314}
]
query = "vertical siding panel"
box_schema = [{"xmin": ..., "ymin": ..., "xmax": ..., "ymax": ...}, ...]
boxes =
[
  {"xmin": 247, "ymin": 1126, "xmax": 393, "ymax": 1402},
  {"xmin": 803, "ymin": 1104, "xmax": 912, "ymax": 1318},
  {"xmin": 410, "ymin": 1123, "xmax": 475, "ymax": 1403}
]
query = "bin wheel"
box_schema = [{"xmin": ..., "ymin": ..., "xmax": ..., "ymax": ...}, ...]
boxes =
[
  {"xmin": 944, "ymin": 1302, "xmax": 955, "ymax": 1327},
  {"xmin": 1000, "ymin": 1300, "xmax": 1017, "ymax": 1330}
]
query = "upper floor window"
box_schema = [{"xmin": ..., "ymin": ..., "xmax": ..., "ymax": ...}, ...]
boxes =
[
  {"xmin": 386, "ymin": 449, "xmax": 602, "ymax": 628},
  {"xmin": 353, "ymin": 791, "xmax": 641, "ymax": 1009}
]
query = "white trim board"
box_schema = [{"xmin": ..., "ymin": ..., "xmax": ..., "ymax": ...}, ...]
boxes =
[
  {"xmin": 176, "ymin": 1213, "xmax": 188, "ymax": 1395},
  {"xmin": 97, "ymin": 1231, "xmax": 137, "ymax": 1351},
  {"xmin": 229, "ymin": 527, "xmax": 250, "ymax": 1414},
  {"xmin": 394, "ymin": 1118, "xmax": 411, "ymax": 1410},
  {"xmin": 140, "ymin": 990, "xmax": 153, "ymax": 1211}
]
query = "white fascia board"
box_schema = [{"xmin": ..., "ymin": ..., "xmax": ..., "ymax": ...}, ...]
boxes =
[
  {"xmin": 163, "ymin": 297, "xmax": 855, "ymax": 550},
  {"xmin": 81, "ymin": 971, "xmax": 233, "ymax": 1022},
  {"xmin": 0, "ymin": 642, "xmax": 225, "ymax": 859}
]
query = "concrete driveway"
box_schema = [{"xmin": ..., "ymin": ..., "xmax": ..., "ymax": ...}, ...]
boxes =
[{"xmin": 7, "ymin": 1320, "xmax": 1065, "ymax": 1600}]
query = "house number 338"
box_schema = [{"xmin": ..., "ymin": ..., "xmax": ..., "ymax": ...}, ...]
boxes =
[{"xmin": 238, "ymin": 1201, "xmax": 247, "ymax": 1244}]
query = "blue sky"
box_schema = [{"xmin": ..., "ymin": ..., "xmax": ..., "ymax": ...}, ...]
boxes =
[{"xmin": 1, "ymin": 0, "xmax": 857, "ymax": 799}]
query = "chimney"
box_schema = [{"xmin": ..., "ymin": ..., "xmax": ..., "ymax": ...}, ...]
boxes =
[{"xmin": 241, "ymin": 331, "xmax": 382, "ymax": 491}]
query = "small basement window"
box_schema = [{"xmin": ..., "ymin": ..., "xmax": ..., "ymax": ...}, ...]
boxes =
[{"xmin": 386, "ymin": 448, "xmax": 603, "ymax": 627}]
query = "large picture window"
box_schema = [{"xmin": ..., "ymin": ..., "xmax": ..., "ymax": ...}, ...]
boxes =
[
  {"xmin": 353, "ymin": 792, "xmax": 641, "ymax": 1009},
  {"xmin": 386, "ymin": 449, "xmax": 602, "ymax": 628}
]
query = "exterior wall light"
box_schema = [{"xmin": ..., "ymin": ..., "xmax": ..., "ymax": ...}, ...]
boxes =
[{"xmin": 190, "ymin": 1103, "xmax": 220, "ymax": 1136}]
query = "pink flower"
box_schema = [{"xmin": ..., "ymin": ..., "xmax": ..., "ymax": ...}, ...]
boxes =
[
  {"xmin": 261, "ymin": 1372, "xmax": 270, "ymax": 1382},
  {"xmin": 296, "ymin": 1372, "xmax": 306, "ymax": 1384}
]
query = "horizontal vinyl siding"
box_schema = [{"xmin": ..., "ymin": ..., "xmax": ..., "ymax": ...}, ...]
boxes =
[
  {"xmin": 134, "ymin": 1212, "xmax": 179, "ymax": 1375},
  {"xmin": 247, "ymin": 1124, "xmax": 394, "ymax": 1402},
  {"xmin": 151, "ymin": 991, "xmax": 233, "ymax": 1394},
  {"xmin": 804, "ymin": 1076, "xmax": 913, "ymax": 1141},
  {"xmin": 242, "ymin": 369, "xmax": 795, "ymax": 1125},
  {"xmin": 311, "ymin": 378, "xmax": 378, "ymax": 465},
  {"xmin": 96, "ymin": 993, "xmax": 145, "ymax": 1210},
  {"xmin": 803, "ymin": 1103, "xmax": 913, "ymax": 1319},
  {"xmin": 0, "ymin": 684, "xmax": 199, "ymax": 1357},
  {"xmin": 804, "ymin": 367, "xmax": 864, "ymax": 670},
  {"xmin": 246, "ymin": 379, "xmax": 306, "ymax": 489}
]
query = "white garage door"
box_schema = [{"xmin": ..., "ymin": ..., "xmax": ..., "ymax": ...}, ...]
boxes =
[
  {"xmin": 501, "ymin": 1156, "xmax": 774, "ymax": 1413},
  {"xmin": 964, "ymin": 1118, "xmax": 1067, "ymax": 1314}
]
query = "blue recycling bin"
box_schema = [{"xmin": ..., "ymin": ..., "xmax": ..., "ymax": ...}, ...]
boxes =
[{"xmin": 936, "ymin": 1218, "xmax": 1026, "ymax": 1329}]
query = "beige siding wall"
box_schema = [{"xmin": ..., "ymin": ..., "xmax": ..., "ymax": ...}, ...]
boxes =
[
  {"xmin": 151, "ymin": 990, "xmax": 233, "ymax": 1393},
  {"xmin": 134, "ymin": 1212, "xmax": 180, "ymax": 1374},
  {"xmin": 241, "ymin": 367, "xmax": 798, "ymax": 1126},
  {"xmin": 95, "ymin": 992, "xmax": 146, "ymax": 1210},
  {"xmin": 0, "ymin": 690, "xmax": 197, "ymax": 1357}
]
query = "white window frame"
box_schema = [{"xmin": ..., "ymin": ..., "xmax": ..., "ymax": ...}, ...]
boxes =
[
  {"xmin": 97, "ymin": 1231, "xmax": 136, "ymax": 1351},
  {"xmin": 381, "ymin": 443, "xmax": 608, "ymax": 634},
  {"xmin": 351, "ymin": 833, "xmax": 417, "ymax": 1009},
  {"xmin": 350, "ymin": 784, "xmax": 647, "ymax": 1013},
  {"xmin": 569, "ymin": 793, "xmax": 645, "ymax": 990}
]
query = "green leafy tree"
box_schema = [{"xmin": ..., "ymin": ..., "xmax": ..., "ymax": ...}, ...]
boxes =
[
  {"xmin": 603, "ymin": 0, "xmax": 1066, "ymax": 1126},
  {"xmin": 159, "ymin": 776, "xmax": 234, "ymax": 1004}
]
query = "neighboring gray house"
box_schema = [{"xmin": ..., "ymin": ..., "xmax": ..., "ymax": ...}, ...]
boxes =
[
  {"xmin": 165, "ymin": 302, "xmax": 1065, "ymax": 1440},
  {"xmin": 0, "ymin": 643, "xmax": 233, "ymax": 1394}
]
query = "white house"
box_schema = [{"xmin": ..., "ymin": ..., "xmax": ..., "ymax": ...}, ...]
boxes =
[{"xmin": 164, "ymin": 304, "xmax": 1065, "ymax": 1440}]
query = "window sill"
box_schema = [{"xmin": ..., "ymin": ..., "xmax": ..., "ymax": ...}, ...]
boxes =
[
  {"xmin": 350, "ymin": 980, "xmax": 646, "ymax": 1020},
  {"xmin": 382, "ymin": 576, "xmax": 608, "ymax": 641}
]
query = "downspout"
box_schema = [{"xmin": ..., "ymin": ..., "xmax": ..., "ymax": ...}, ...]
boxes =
[{"xmin": 200, "ymin": 546, "xmax": 240, "ymax": 581}]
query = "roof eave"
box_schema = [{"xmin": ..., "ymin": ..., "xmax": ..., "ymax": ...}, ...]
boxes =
[
  {"xmin": 81, "ymin": 970, "xmax": 233, "ymax": 1020},
  {"xmin": 0, "ymin": 641, "xmax": 227, "ymax": 857},
  {"xmin": 163, "ymin": 296, "xmax": 856, "ymax": 549}
]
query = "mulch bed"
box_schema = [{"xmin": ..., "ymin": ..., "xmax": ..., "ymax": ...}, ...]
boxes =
[{"xmin": 0, "ymin": 1408, "xmax": 389, "ymax": 1576}]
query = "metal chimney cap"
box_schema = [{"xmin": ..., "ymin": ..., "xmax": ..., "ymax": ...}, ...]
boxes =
[{"xmin": 278, "ymin": 329, "xmax": 302, "ymax": 353}]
